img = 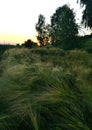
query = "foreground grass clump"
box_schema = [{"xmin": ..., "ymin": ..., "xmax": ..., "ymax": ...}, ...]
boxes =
[{"xmin": 0, "ymin": 48, "xmax": 92, "ymax": 130}]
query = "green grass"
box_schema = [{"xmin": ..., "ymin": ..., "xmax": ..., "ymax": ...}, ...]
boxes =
[{"xmin": 0, "ymin": 47, "xmax": 92, "ymax": 129}]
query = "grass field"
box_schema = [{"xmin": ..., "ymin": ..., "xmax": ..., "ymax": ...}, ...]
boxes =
[{"xmin": 0, "ymin": 47, "xmax": 92, "ymax": 130}]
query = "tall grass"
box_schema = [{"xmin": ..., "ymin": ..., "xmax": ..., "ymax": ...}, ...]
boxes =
[{"xmin": 0, "ymin": 48, "xmax": 92, "ymax": 129}]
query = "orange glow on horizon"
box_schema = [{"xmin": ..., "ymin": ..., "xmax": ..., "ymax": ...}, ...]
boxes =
[{"xmin": 0, "ymin": 33, "xmax": 38, "ymax": 45}]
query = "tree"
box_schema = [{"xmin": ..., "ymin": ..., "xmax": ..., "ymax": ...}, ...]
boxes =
[
  {"xmin": 36, "ymin": 14, "xmax": 45, "ymax": 46},
  {"xmin": 51, "ymin": 5, "xmax": 78, "ymax": 45},
  {"xmin": 36, "ymin": 14, "xmax": 51, "ymax": 46},
  {"xmin": 43, "ymin": 23, "xmax": 52, "ymax": 44},
  {"xmin": 77, "ymin": 0, "xmax": 92, "ymax": 28},
  {"xmin": 22, "ymin": 39, "xmax": 37, "ymax": 48},
  {"xmin": 35, "ymin": 14, "xmax": 46, "ymax": 46}
]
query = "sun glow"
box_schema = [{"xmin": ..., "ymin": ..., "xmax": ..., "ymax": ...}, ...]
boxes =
[{"xmin": 0, "ymin": 33, "xmax": 38, "ymax": 44}]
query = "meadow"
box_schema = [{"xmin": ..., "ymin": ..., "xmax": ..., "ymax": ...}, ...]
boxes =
[{"xmin": 0, "ymin": 46, "xmax": 92, "ymax": 130}]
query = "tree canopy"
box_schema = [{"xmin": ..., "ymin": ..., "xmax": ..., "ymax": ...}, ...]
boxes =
[
  {"xmin": 77, "ymin": 0, "xmax": 92, "ymax": 28},
  {"xmin": 35, "ymin": 14, "xmax": 45, "ymax": 46},
  {"xmin": 35, "ymin": 14, "xmax": 51, "ymax": 46},
  {"xmin": 51, "ymin": 5, "xmax": 78, "ymax": 43},
  {"xmin": 22, "ymin": 39, "xmax": 36, "ymax": 48}
]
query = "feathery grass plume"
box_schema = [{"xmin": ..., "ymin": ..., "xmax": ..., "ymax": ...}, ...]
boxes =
[{"xmin": 0, "ymin": 48, "xmax": 92, "ymax": 129}]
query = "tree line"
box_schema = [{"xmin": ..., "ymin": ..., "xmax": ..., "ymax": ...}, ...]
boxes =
[
  {"xmin": 20, "ymin": 0, "xmax": 92, "ymax": 50},
  {"xmin": 36, "ymin": 5, "xmax": 78, "ymax": 46},
  {"xmin": 35, "ymin": 1, "xmax": 92, "ymax": 48}
]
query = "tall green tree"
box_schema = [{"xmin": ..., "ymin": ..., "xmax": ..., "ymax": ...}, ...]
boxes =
[
  {"xmin": 51, "ymin": 5, "xmax": 78, "ymax": 45},
  {"xmin": 77, "ymin": 0, "xmax": 92, "ymax": 28}
]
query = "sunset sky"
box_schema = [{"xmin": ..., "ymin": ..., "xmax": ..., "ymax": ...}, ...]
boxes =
[{"xmin": 0, "ymin": 0, "xmax": 90, "ymax": 44}]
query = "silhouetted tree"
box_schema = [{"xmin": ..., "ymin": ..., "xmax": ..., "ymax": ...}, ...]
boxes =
[
  {"xmin": 16, "ymin": 44, "xmax": 21, "ymax": 48},
  {"xmin": 36, "ymin": 14, "xmax": 46, "ymax": 46},
  {"xmin": 36, "ymin": 14, "xmax": 51, "ymax": 46},
  {"xmin": 77, "ymin": 0, "xmax": 92, "ymax": 28},
  {"xmin": 22, "ymin": 39, "xmax": 37, "ymax": 48},
  {"xmin": 51, "ymin": 5, "xmax": 78, "ymax": 45}
]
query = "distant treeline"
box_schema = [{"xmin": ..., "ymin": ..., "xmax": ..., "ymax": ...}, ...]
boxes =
[{"xmin": 0, "ymin": 33, "xmax": 92, "ymax": 56}]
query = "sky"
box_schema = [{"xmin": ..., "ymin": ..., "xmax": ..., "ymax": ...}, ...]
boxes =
[{"xmin": 0, "ymin": 0, "xmax": 90, "ymax": 44}]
